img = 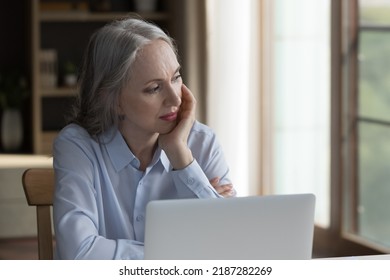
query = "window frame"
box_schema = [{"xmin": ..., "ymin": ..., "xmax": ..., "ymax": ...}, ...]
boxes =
[{"xmin": 315, "ymin": 0, "xmax": 390, "ymax": 257}]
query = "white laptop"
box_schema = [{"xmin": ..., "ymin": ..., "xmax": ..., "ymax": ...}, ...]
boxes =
[{"xmin": 144, "ymin": 193, "xmax": 315, "ymax": 260}]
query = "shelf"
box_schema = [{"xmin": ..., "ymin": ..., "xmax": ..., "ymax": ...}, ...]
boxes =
[
  {"xmin": 39, "ymin": 11, "xmax": 169, "ymax": 22},
  {"xmin": 0, "ymin": 154, "xmax": 52, "ymax": 169},
  {"xmin": 40, "ymin": 87, "xmax": 76, "ymax": 97}
]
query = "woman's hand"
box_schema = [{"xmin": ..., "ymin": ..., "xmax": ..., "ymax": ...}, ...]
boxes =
[
  {"xmin": 210, "ymin": 177, "xmax": 236, "ymax": 198},
  {"xmin": 158, "ymin": 84, "xmax": 196, "ymax": 170}
]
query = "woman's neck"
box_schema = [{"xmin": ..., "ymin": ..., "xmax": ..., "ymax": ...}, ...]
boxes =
[
  {"xmin": 135, "ymin": 142, "xmax": 158, "ymax": 171},
  {"xmin": 120, "ymin": 127, "xmax": 159, "ymax": 171}
]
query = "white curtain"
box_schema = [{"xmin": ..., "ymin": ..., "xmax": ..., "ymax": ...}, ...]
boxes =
[
  {"xmin": 206, "ymin": 0, "xmax": 261, "ymax": 196},
  {"xmin": 267, "ymin": 0, "xmax": 331, "ymax": 226}
]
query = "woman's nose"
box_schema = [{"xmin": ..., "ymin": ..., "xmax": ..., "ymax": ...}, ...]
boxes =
[{"xmin": 165, "ymin": 85, "xmax": 181, "ymax": 107}]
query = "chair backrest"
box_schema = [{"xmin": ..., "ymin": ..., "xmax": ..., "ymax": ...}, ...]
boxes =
[{"xmin": 22, "ymin": 168, "xmax": 55, "ymax": 260}]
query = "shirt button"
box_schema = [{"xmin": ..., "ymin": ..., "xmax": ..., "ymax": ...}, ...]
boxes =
[
  {"xmin": 187, "ymin": 177, "xmax": 195, "ymax": 185},
  {"xmin": 136, "ymin": 215, "xmax": 144, "ymax": 222}
]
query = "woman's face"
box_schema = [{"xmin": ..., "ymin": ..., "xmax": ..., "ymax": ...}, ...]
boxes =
[{"xmin": 119, "ymin": 39, "xmax": 182, "ymax": 137}]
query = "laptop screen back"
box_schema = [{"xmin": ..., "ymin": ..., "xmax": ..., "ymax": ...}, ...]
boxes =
[{"xmin": 144, "ymin": 193, "xmax": 315, "ymax": 260}]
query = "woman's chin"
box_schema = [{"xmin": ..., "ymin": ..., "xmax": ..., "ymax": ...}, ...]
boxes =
[{"xmin": 158, "ymin": 122, "xmax": 177, "ymax": 135}]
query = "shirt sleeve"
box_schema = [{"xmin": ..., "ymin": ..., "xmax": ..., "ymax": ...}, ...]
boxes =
[
  {"xmin": 53, "ymin": 128, "xmax": 144, "ymax": 260},
  {"xmin": 171, "ymin": 159, "xmax": 222, "ymax": 198},
  {"xmin": 170, "ymin": 122, "xmax": 233, "ymax": 198}
]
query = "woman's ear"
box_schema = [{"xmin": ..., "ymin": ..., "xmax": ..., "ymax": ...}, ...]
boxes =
[
  {"xmin": 117, "ymin": 102, "xmax": 125, "ymax": 121},
  {"xmin": 117, "ymin": 95, "xmax": 126, "ymax": 121}
]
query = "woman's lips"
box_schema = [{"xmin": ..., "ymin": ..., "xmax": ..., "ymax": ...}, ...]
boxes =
[{"xmin": 159, "ymin": 112, "xmax": 178, "ymax": 121}]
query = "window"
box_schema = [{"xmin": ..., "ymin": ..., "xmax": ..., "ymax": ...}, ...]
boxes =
[
  {"xmin": 261, "ymin": 0, "xmax": 390, "ymax": 256},
  {"xmin": 204, "ymin": 0, "xmax": 390, "ymax": 256},
  {"xmin": 342, "ymin": 0, "xmax": 390, "ymax": 251}
]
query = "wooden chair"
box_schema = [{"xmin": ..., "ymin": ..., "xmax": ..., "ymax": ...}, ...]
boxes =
[{"xmin": 22, "ymin": 168, "xmax": 55, "ymax": 260}]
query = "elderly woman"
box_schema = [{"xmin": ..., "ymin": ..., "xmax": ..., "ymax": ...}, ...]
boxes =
[{"xmin": 53, "ymin": 17, "xmax": 234, "ymax": 260}]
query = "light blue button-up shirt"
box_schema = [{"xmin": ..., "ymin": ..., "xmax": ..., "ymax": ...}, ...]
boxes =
[{"xmin": 53, "ymin": 121, "xmax": 231, "ymax": 259}]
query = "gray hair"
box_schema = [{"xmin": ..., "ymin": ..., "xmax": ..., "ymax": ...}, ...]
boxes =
[{"xmin": 70, "ymin": 17, "xmax": 177, "ymax": 136}]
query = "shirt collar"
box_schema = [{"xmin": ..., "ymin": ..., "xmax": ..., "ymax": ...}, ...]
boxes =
[
  {"xmin": 159, "ymin": 148, "xmax": 172, "ymax": 172},
  {"xmin": 101, "ymin": 127, "xmax": 135, "ymax": 172},
  {"xmin": 101, "ymin": 127, "xmax": 172, "ymax": 172},
  {"xmin": 146, "ymin": 146, "xmax": 172, "ymax": 173}
]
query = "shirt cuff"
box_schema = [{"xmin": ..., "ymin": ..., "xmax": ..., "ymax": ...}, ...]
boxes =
[
  {"xmin": 171, "ymin": 159, "xmax": 222, "ymax": 198},
  {"xmin": 114, "ymin": 239, "xmax": 144, "ymax": 260}
]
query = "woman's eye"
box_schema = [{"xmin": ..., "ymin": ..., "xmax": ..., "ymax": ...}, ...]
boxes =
[
  {"xmin": 173, "ymin": 74, "xmax": 182, "ymax": 82},
  {"xmin": 146, "ymin": 85, "xmax": 160, "ymax": 94}
]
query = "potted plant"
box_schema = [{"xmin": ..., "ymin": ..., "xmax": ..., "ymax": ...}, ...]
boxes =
[
  {"xmin": 63, "ymin": 60, "xmax": 78, "ymax": 87},
  {"xmin": 0, "ymin": 69, "xmax": 28, "ymax": 152}
]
